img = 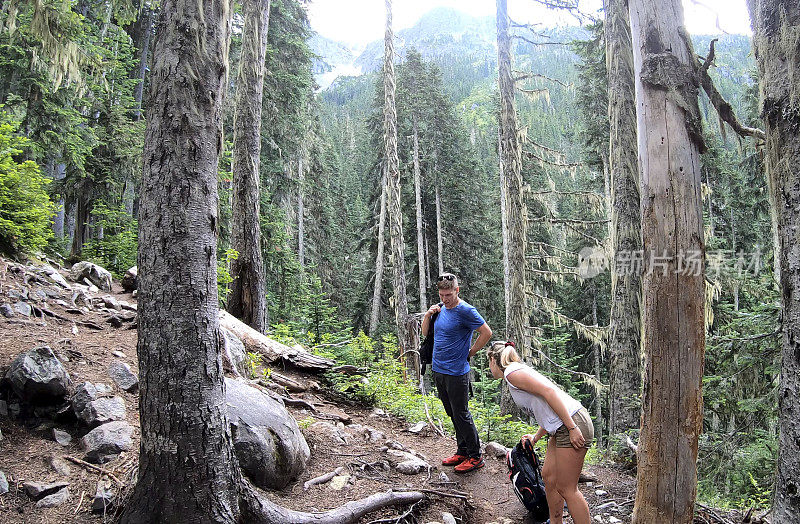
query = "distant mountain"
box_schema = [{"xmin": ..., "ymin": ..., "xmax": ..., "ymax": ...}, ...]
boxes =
[
  {"xmin": 308, "ymin": 34, "xmax": 363, "ymax": 90},
  {"xmin": 353, "ymin": 7, "xmax": 497, "ymax": 73}
]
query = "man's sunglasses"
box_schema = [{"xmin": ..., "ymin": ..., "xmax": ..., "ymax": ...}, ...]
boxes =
[{"xmin": 437, "ymin": 274, "xmax": 455, "ymax": 282}]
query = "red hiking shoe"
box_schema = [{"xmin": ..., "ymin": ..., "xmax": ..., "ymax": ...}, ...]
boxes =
[
  {"xmin": 441, "ymin": 454, "xmax": 468, "ymax": 466},
  {"xmin": 454, "ymin": 456, "xmax": 484, "ymax": 473}
]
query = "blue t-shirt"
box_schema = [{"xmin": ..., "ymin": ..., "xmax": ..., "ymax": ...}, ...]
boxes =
[{"xmin": 432, "ymin": 301, "xmax": 486, "ymax": 375}]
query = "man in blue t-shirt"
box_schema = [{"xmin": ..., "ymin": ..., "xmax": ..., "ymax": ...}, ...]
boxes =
[{"xmin": 421, "ymin": 272, "xmax": 492, "ymax": 473}]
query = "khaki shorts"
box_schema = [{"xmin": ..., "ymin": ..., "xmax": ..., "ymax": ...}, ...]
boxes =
[{"xmin": 552, "ymin": 408, "xmax": 594, "ymax": 448}]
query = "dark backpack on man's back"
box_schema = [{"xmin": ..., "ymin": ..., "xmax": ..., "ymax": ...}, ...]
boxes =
[
  {"xmin": 419, "ymin": 304, "xmax": 441, "ymax": 375},
  {"xmin": 506, "ymin": 439, "xmax": 549, "ymax": 522}
]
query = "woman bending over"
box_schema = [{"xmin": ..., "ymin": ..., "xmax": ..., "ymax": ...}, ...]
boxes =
[{"xmin": 487, "ymin": 341, "xmax": 594, "ymax": 524}]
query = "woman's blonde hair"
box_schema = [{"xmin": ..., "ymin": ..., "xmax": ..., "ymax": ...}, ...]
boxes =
[{"xmin": 487, "ymin": 340, "xmax": 522, "ymax": 371}]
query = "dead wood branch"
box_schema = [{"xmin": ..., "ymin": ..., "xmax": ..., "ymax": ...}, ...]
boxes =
[
  {"xmin": 240, "ymin": 481, "xmax": 425, "ymax": 524},
  {"xmin": 694, "ymin": 38, "xmax": 765, "ymax": 141},
  {"xmin": 523, "ymin": 149, "xmax": 583, "ymax": 168},
  {"xmin": 397, "ymin": 487, "xmax": 469, "ymax": 500},
  {"xmin": 511, "ymin": 34, "xmax": 570, "ymax": 48},
  {"xmin": 513, "ymin": 71, "xmax": 573, "ymax": 88},
  {"xmin": 331, "ymin": 365, "xmax": 368, "ymax": 375},
  {"xmin": 270, "ymin": 371, "xmax": 308, "ymax": 392},
  {"xmin": 304, "ymin": 467, "xmax": 345, "ymax": 490},
  {"xmin": 63, "ymin": 456, "xmax": 124, "ymax": 486}
]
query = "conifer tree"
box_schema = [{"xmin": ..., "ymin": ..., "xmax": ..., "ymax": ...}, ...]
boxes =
[
  {"xmin": 604, "ymin": 0, "xmax": 642, "ymax": 442},
  {"xmin": 229, "ymin": 0, "xmax": 270, "ymax": 332},
  {"xmin": 383, "ymin": 0, "xmax": 410, "ymax": 372},
  {"xmin": 747, "ymin": 1, "xmax": 800, "ymax": 520}
]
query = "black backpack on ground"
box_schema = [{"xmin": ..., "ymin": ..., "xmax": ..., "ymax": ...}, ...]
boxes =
[
  {"xmin": 506, "ymin": 439, "xmax": 549, "ymax": 522},
  {"xmin": 419, "ymin": 305, "xmax": 441, "ymax": 375}
]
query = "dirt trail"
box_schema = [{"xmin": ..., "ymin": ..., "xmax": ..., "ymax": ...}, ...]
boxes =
[{"xmin": 0, "ymin": 259, "xmax": 636, "ymax": 523}]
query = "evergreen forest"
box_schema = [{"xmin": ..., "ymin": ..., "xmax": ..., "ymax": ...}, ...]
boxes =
[{"xmin": 1, "ymin": 0, "xmax": 798, "ymax": 522}]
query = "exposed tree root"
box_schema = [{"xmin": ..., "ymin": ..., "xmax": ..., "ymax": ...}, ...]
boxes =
[{"xmin": 239, "ymin": 480, "xmax": 424, "ymax": 523}]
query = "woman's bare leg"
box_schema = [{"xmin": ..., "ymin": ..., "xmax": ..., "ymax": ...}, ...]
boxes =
[
  {"xmin": 553, "ymin": 445, "xmax": 590, "ymax": 524},
  {"xmin": 542, "ymin": 437, "xmax": 566, "ymax": 523}
]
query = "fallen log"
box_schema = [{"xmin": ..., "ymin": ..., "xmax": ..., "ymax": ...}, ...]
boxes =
[{"xmin": 219, "ymin": 311, "xmax": 335, "ymax": 372}]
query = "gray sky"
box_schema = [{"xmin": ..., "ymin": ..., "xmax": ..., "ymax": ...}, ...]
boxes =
[{"xmin": 307, "ymin": 0, "xmax": 752, "ymax": 47}]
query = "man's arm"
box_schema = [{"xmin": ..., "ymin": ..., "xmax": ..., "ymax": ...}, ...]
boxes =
[{"xmin": 468, "ymin": 322, "xmax": 492, "ymax": 358}]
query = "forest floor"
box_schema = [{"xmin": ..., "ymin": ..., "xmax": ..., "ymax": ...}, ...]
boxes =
[{"xmin": 0, "ymin": 257, "xmax": 748, "ymax": 524}]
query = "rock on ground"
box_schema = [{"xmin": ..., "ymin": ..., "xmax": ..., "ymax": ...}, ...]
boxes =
[
  {"xmin": 6, "ymin": 346, "xmax": 71, "ymax": 402},
  {"xmin": 81, "ymin": 421, "xmax": 134, "ymax": 463}
]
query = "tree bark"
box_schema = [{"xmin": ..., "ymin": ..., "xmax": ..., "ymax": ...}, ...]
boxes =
[
  {"xmin": 127, "ymin": 4, "xmax": 155, "ymax": 121},
  {"xmin": 747, "ymin": 1, "xmax": 800, "ymax": 520},
  {"xmin": 228, "ymin": 0, "xmax": 270, "ymax": 333},
  {"xmin": 435, "ymin": 178, "xmax": 444, "ymax": 276},
  {"xmin": 383, "ymin": 0, "xmax": 410, "ymax": 374},
  {"xmin": 368, "ymin": 171, "xmax": 388, "ymax": 336},
  {"xmin": 118, "ymin": 0, "xmax": 238, "ymax": 519},
  {"xmin": 628, "ymin": 1, "xmax": 706, "ymax": 523},
  {"xmin": 604, "ymin": 0, "xmax": 643, "ymax": 443},
  {"xmin": 497, "ymin": 0, "xmax": 528, "ymax": 418},
  {"xmin": 298, "ymin": 155, "xmax": 305, "ymax": 267},
  {"xmin": 591, "ymin": 281, "xmax": 603, "ymax": 448},
  {"xmin": 413, "ymin": 118, "xmax": 426, "ymax": 312},
  {"xmin": 69, "ymin": 192, "xmax": 89, "ymax": 261}
]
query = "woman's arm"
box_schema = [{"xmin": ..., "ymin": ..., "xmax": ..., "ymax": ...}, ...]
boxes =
[
  {"xmin": 522, "ymin": 426, "xmax": 548, "ymax": 446},
  {"xmin": 507, "ymin": 369, "xmax": 586, "ymax": 449}
]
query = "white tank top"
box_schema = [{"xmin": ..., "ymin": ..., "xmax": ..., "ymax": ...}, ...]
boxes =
[{"xmin": 504, "ymin": 362, "xmax": 583, "ymax": 434}]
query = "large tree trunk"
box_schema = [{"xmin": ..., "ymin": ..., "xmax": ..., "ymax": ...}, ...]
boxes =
[
  {"xmin": 496, "ymin": 0, "xmax": 527, "ymax": 354},
  {"xmin": 118, "ymin": 0, "xmax": 238, "ymax": 520},
  {"xmin": 747, "ymin": 1, "xmax": 800, "ymax": 520},
  {"xmin": 413, "ymin": 119, "xmax": 426, "ymax": 312},
  {"xmin": 228, "ymin": 0, "xmax": 270, "ymax": 333},
  {"xmin": 497, "ymin": 0, "xmax": 528, "ymax": 417},
  {"xmin": 628, "ymin": 1, "xmax": 706, "ymax": 523},
  {"xmin": 383, "ymin": 0, "xmax": 410, "ymax": 376},
  {"xmin": 604, "ymin": 0, "xmax": 643, "ymax": 443},
  {"xmin": 368, "ymin": 171, "xmax": 388, "ymax": 336}
]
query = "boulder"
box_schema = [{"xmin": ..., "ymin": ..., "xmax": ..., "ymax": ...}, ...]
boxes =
[
  {"xmin": 484, "ymin": 441, "xmax": 510, "ymax": 458},
  {"xmin": 81, "ymin": 421, "xmax": 134, "ymax": 463},
  {"xmin": 121, "ymin": 266, "xmax": 138, "ymax": 292},
  {"xmin": 102, "ymin": 295, "xmax": 121, "ymax": 310},
  {"xmin": 23, "ymin": 480, "xmax": 69, "ymax": 500},
  {"xmin": 40, "ymin": 266, "xmax": 71, "ymax": 289},
  {"xmin": 72, "ymin": 382, "xmax": 125, "ymax": 427},
  {"xmin": 52, "ymin": 428, "xmax": 72, "ymax": 446},
  {"xmin": 108, "ymin": 361, "xmax": 139, "ymax": 393},
  {"xmin": 69, "ymin": 261, "xmax": 112, "ymax": 291},
  {"xmin": 225, "ymin": 378, "xmax": 310, "ymax": 490},
  {"xmin": 1, "ymin": 304, "xmax": 15, "ymax": 317},
  {"xmin": 221, "ymin": 327, "xmax": 248, "ymax": 377},
  {"xmin": 6, "ymin": 346, "xmax": 71, "ymax": 402},
  {"xmin": 386, "ymin": 449, "xmax": 430, "ymax": 475},
  {"xmin": 49, "ymin": 456, "xmax": 72, "ymax": 476},
  {"xmin": 36, "ymin": 487, "xmax": 69, "ymax": 507},
  {"xmin": 91, "ymin": 479, "xmax": 115, "ymax": 513},
  {"xmin": 79, "ymin": 396, "xmax": 126, "ymax": 427},
  {"xmin": 13, "ymin": 302, "xmax": 32, "ymax": 317},
  {"xmin": 0, "ymin": 470, "xmax": 7, "ymax": 495}
]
